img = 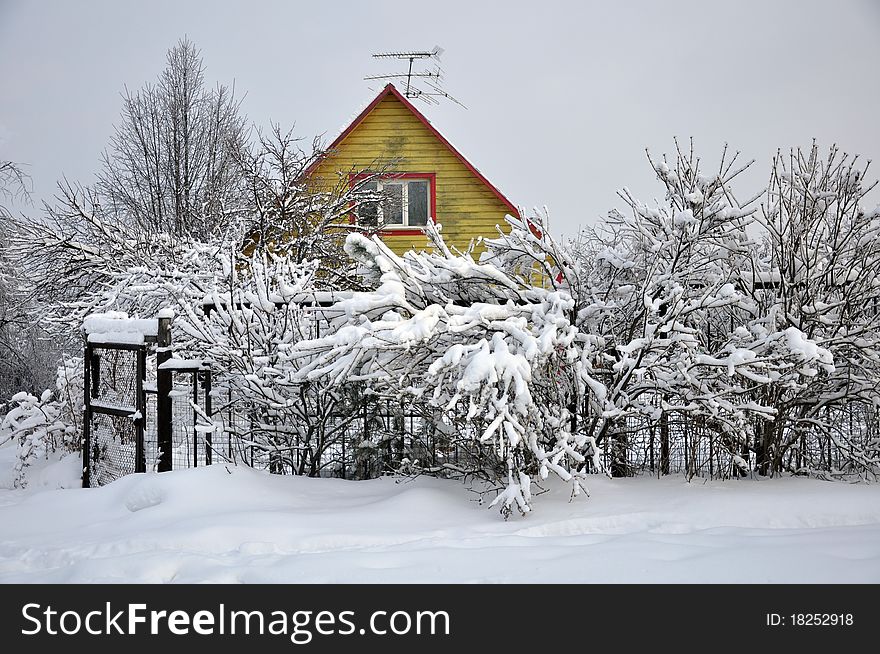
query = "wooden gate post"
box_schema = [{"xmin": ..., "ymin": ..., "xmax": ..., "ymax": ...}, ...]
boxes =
[
  {"xmin": 135, "ymin": 346, "xmax": 147, "ymax": 474},
  {"xmin": 156, "ymin": 314, "xmax": 173, "ymax": 472},
  {"xmin": 82, "ymin": 344, "xmax": 92, "ymax": 488}
]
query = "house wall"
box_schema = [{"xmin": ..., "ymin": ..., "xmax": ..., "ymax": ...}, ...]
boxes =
[{"xmin": 309, "ymin": 93, "xmax": 515, "ymax": 256}]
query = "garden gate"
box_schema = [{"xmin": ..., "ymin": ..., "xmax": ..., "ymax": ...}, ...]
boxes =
[
  {"xmin": 81, "ymin": 338, "xmax": 148, "ymax": 488},
  {"xmin": 81, "ymin": 313, "xmax": 215, "ymax": 487}
]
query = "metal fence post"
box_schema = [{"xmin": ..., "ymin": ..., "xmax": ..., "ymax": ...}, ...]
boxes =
[
  {"xmin": 204, "ymin": 368, "xmax": 212, "ymax": 466},
  {"xmin": 192, "ymin": 371, "xmax": 199, "ymax": 468}
]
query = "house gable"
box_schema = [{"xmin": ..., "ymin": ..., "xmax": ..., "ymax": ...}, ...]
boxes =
[{"xmin": 308, "ymin": 84, "xmax": 518, "ymax": 254}]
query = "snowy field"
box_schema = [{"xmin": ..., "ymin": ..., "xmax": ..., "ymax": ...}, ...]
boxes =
[{"xmin": 0, "ymin": 444, "xmax": 879, "ymax": 584}]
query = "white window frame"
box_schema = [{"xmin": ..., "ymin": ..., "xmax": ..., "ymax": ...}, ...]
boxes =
[{"xmin": 361, "ymin": 177, "xmax": 432, "ymax": 228}]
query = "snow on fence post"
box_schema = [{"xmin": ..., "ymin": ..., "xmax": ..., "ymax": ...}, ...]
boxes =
[{"xmin": 156, "ymin": 312, "xmax": 173, "ymax": 472}]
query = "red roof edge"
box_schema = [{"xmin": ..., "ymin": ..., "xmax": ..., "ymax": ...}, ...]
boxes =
[{"xmin": 305, "ymin": 83, "xmax": 520, "ymax": 218}]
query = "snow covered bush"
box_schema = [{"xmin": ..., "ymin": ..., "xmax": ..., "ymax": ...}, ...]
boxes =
[
  {"xmin": 1, "ymin": 119, "xmax": 384, "ymax": 478},
  {"xmin": 567, "ymin": 141, "xmax": 841, "ymax": 479},
  {"xmin": 2, "ymin": 125, "xmax": 377, "ymax": 341},
  {"xmin": 1, "ymin": 358, "xmax": 82, "ymax": 487},
  {"xmin": 174, "ymin": 248, "xmax": 365, "ymax": 475},
  {"xmin": 745, "ymin": 142, "xmax": 880, "ymax": 476},
  {"xmin": 0, "ymin": 175, "xmax": 60, "ymax": 404},
  {"xmin": 293, "ymin": 222, "xmax": 605, "ymax": 517},
  {"xmin": 4, "ymin": 121, "xmax": 877, "ymax": 496},
  {"xmin": 0, "ymin": 383, "xmax": 79, "ymax": 488}
]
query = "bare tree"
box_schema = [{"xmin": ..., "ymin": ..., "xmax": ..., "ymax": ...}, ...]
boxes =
[
  {"xmin": 236, "ymin": 124, "xmax": 389, "ymax": 290},
  {"xmin": 0, "ymin": 160, "xmax": 31, "ymax": 214},
  {"xmin": 95, "ymin": 38, "xmax": 249, "ymax": 238},
  {"xmin": 0, "ymin": 161, "xmax": 57, "ymax": 403}
]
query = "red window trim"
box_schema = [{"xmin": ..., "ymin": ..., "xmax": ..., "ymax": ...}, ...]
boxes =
[{"xmin": 349, "ymin": 172, "xmax": 437, "ymax": 236}]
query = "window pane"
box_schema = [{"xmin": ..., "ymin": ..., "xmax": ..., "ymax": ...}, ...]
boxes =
[
  {"xmin": 408, "ymin": 181, "xmax": 429, "ymax": 226},
  {"xmin": 357, "ymin": 180, "xmax": 379, "ymax": 226},
  {"xmin": 382, "ymin": 183, "xmax": 403, "ymax": 225},
  {"xmin": 359, "ymin": 204, "xmax": 378, "ymax": 226}
]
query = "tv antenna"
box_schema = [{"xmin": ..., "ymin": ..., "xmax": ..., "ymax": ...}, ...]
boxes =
[{"xmin": 365, "ymin": 46, "xmax": 466, "ymax": 108}]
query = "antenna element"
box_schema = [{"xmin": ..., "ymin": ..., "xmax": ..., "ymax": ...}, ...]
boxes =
[{"xmin": 366, "ymin": 46, "xmax": 465, "ymax": 108}]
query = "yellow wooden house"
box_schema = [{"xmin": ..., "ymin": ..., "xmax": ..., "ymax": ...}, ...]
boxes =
[{"xmin": 306, "ymin": 83, "xmax": 519, "ymax": 255}]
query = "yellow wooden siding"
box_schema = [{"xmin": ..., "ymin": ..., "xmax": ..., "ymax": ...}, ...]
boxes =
[{"xmin": 310, "ymin": 94, "xmax": 513, "ymax": 256}]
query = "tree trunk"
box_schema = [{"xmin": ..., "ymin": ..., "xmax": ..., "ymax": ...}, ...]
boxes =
[
  {"xmin": 659, "ymin": 409, "xmax": 670, "ymax": 476},
  {"xmin": 610, "ymin": 421, "xmax": 630, "ymax": 478},
  {"xmin": 755, "ymin": 419, "xmax": 774, "ymax": 476}
]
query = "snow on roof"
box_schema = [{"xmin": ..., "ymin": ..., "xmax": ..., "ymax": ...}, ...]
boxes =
[
  {"xmin": 741, "ymin": 270, "xmax": 782, "ymax": 283},
  {"xmin": 83, "ymin": 312, "xmax": 159, "ymax": 336},
  {"xmin": 158, "ymin": 358, "xmax": 210, "ymax": 371},
  {"xmin": 82, "ymin": 312, "xmax": 159, "ymax": 344},
  {"xmin": 87, "ymin": 331, "xmax": 145, "ymax": 345},
  {"xmin": 90, "ymin": 398, "xmax": 138, "ymax": 414},
  {"xmin": 328, "ymin": 86, "xmax": 390, "ymax": 146}
]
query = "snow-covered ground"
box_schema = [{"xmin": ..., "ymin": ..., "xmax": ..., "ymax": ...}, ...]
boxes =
[{"xmin": 0, "ymin": 442, "xmax": 878, "ymax": 583}]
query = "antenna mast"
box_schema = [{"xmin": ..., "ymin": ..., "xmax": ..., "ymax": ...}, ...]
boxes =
[{"xmin": 366, "ymin": 46, "xmax": 466, "ymax": 108}]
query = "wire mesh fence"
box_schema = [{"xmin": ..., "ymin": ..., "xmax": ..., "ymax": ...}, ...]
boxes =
[
  {"xmin": 144, "ymin": 388, "xmax": 159, "ymax": 470},
  {"xmin": 599, "ymin": 412, "xmax": 743, "ymax": 478},
  {"xmin": 91, "ymin": 348, "xmax": 139, "ymax": 411},
  {"xmin": 90, "ymin": 381, "xmax": 880, "ymax": 485},
  {"xmin": 141, "ymin": 370, "xmax": 225, "ymax": 472},
  {"xmin": 79, "ymin": 323, "xmax": 880, "ymax": 487},
  {"xmin": 205, "ymin": 399, "xmax": 492, "ymax": 482},
  {"xmin": 590, "ymin": 401, "xmax": 880, "ymax": 480},
  {"xmin": 86, "ymin": 411, "xmax": 140, "ymax": 487}
]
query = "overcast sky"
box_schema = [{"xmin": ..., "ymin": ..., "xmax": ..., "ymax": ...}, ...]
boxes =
[{"xmin": 2, "ymin": 0, "xmax": 879, "ymax": 238}]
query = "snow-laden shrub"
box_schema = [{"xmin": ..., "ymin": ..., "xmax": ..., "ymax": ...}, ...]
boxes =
[
  {"xmin": 293, "ymin": 223, "xmax": 606, "ymax": 517},
  {"xmin": 176, "ymin": 251, "xmax": 364, "ymax": 475},
  {"xmin": 1, "ymin": 390, "xmax": 77, "ymax": 488},
  {"xmin": 55, "ymin": 356, "xmax": 83, "ymax": 429},
  {"xmin": 564, "ymin": 143, "xmax": 850, "ymax": 479},
  {"xmin": 0, "ymin": 358, "xmax": 82, "ymax": 488}
]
